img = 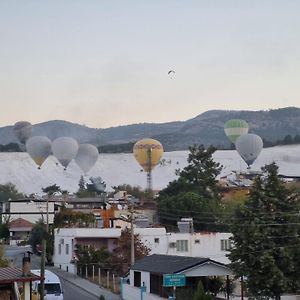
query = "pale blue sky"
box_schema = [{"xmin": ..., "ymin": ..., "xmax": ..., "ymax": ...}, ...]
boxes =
[{"xmin": 1, "ymin": 1, "xmax": 300, "ymax": 128}]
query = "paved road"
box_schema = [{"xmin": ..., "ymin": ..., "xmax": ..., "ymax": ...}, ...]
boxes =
[
  {"xmin": 59, "ymin": 276, "xmax": 98, "ymax": 300},
  {"xmin": 4, "ymin": 245, "xmax": 99, "ymax": 300}
]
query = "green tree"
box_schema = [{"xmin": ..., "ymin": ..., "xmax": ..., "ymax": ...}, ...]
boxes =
[
  {"xmin": 282, "ymin": 135, "xmax": 293, "ymax": 145},
  {"xmin": 0, "ymin": 245, "xmax": 9, "ymax": 267},
  {"xmin": 160, "ymin": 145, "xmax": 222, "ymax": 198},
  {"xmin": 29, "ymin": 220, "xmax": 47, "ymax": 254},
  {"xmin": 294, "ymin": 134, "xmax": 300, "ymax": 144},
  {"xmin": 54, "ymin": 207, "xmax": 95, "ymax": 228},
  {"xmin": 229, "ymin": 163, "xmax": 300, "ymax": 300},
  {"xmin": 111, "ymin": 184, "xmax": 151, "ymax": 202},
  {"xmin": 158, "ymin": 145, "xmax": 223, "ymax": 231},
  {"xmin": 0, "ymin": 183, "xmax": 23, "ymax": 202},
  {"xmin": 0, "ymin": 223, "xmax": 10, "ymax": 242},
  {"xmin": 42, "ymin": 184, "xmax": 61, "ymax": 196},
  {"xmin": 193, "ymin": 281, "xmax": 212, "ymax": 300},
  {"xmin": 76, "ymin": 245, "xmax": 111, "ymax": 265}
]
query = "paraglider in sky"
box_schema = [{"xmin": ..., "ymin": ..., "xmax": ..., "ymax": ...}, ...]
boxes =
[
  {"xmin": 75, "ymin": 144, "xmax": 99, "ymax": 174},
  {"xmin": 13, "ymin": 121, "xmax": 33, "ymax": 144},
  {"xmin": 52, "ymin": 137, "xmax": 79, "ymax": 170},
  {"xmin": 133, "ymin": 138, "xmax": 164, "ymax": 191},
  {"xmin": 168, "ymin": 70, "xmax": 175, "ymax": 79},
  {"xmin": 235, "ymin": 133, "xmax": 263, "ymax": 168},
  {"xmin": 224, "ymin": 119, "xmax": 249, "ymax": 144},
  {"xmin": 26, "ymin": 136, "xmax": 52, "ymax": 169}
]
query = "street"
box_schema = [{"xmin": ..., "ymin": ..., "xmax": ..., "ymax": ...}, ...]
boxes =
[
  {"xmin": 4, "ymin": 245, "xmax": 99, "ymax": 300},
  {"xmin": 59, "ymin": 276, "xmax": 98, "ymax": 300}
]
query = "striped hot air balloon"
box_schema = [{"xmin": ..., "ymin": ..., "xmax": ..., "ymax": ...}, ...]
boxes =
[{"xmin": 224, "ymin": 119, "xmax": 249, "ymax": 144}]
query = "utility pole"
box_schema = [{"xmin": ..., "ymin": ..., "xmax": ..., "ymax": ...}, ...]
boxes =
[
  {"xmin": 130, "ymin": 204, "xmax": 134, "ymax": 265},
  {"xmin": 40, "ymin": 196, "xmax": 49, "ymax": 300}
]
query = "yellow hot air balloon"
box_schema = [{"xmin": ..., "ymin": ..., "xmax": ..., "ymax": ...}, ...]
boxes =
[{"xmin": 133, "ymin": 138, "xmax": 164, "ymax": 172}]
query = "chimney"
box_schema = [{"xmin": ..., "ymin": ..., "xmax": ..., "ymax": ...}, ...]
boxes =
[
  {"xmin": 22, "ymin": 256, "xmax": 31, "ymax": 277},
  {"xmin": 177, "ymin": 218, "xmax": 194, "ymax": 233}
]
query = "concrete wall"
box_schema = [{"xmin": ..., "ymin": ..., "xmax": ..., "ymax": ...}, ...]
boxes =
[
  {"xmin": 136, "ymin": 228, "xmax": 231, "ymax": 264},
  {"xmin": 6, "ymin": 201, "xmax": 55, "ymax": 224},
  {"xmin": 123, "ymin": 284, "xmax": 165, "ymax": 300}
]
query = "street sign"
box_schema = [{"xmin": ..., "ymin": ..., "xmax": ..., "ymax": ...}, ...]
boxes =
[{"xmin": 163, "ymin": 274, "xmax": 186, "ymax": 287}]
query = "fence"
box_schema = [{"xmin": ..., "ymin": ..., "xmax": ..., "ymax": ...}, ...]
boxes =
[{"xmin": 77, "ymin": 263, "xmax": 121, "ymax": 294}]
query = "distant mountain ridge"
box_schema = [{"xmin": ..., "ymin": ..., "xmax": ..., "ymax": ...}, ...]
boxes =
[{"xmin": 1, "ymin": 107, "xmax": 300, "ymax": 151}]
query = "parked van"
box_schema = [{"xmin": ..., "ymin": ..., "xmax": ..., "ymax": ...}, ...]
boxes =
[{"xmin": 31, "ymin": 269, "xmax": 64, "ymax": 300}]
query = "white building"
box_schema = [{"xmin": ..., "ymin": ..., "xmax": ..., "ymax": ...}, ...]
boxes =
[
  {"xmin": 53, "ymin": 225, "xmax": 232, "ymax": 274},
  {"xmin": 135, "ymin": 227, "xmax": 232, "ymax": 265},
  {"xmin": 53, "ymin": 228, "xmax": 122, "ymax": 273},
  {"xmin": 2, "ymin": 198, "xmax": 57, "ymax": 225}
]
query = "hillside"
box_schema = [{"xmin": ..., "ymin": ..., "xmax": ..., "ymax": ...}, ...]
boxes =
[
  {"xmin": 0, "ymin": 145, "xmax": 299, "ymax": 195},
  {"xmin": 1, "ymin": 107, "xmax": 300, "ymax": 150}
]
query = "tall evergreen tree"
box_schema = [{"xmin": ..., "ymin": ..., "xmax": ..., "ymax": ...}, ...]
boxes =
[
  {"xmin": 158, "ymin": 145, "xmax": 223, "ymax": 231},
  {"xmin": 193, "ymin": 281, "xmax": 212, "ymax": 300},
  {"xmin": 159, "ymin": 145, "xmax": 222, "ymax": 198},
  {"xmin": 229, "ymin": 163, "xmax": 300, "ymax": 300}
]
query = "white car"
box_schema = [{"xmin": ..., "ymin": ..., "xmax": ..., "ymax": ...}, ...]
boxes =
[{"xmin": 31, "ymin": 269, "xmax": 64, "ymax": 300}]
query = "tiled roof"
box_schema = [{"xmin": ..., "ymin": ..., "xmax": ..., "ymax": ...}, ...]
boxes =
[
  {"xmin": 9, "ymin": 218, "xmax": 33, "ymax": 229},
  {"xmin": 0, "ymin": 267, "xmax": 40, "ymax": 284},
  {"xmin": 132, "ymin": 254, "xmax": 225, "ymax": 274}
]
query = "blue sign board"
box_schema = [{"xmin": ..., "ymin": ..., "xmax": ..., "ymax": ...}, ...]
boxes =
[{"xmin": 163, "ymin": 274, "xmax": 186, "ymax": 287}]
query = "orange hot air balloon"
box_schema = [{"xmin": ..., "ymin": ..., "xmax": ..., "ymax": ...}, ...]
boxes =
[{"xmin": 133, "ymin": 138, "xmax": 164, "ymax": 172}]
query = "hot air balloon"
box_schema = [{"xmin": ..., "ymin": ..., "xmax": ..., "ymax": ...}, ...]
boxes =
[
  {"xmin": 133, "ymin": 138, "xmax": 164, "ymax": 191},
  {"xmin": 224, "ymin": 119, "xmax": 249, "ymax": 144},
  {"xmin": 52, "ymin": 137, "xmax": 79, "ymax": 170},
  {"xmin": 75, "ymin": 144, "xmax": 99, "ymax": 174},
  {"xmin": 26, "ymin": 136, "xmax": 52, "ymax": 169},
  {"xmin": 236, "ymin": 133, "xmax": 263, "ymax": 167},
  {"xmin": 13, "ymin": 121, "xmax": 33, "ymax": 144},
  {"xmin": 168, "ymin": 70, "xmax": 175, "ymax": 79}
]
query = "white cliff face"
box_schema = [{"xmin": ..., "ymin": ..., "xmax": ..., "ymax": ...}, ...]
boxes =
[{"xmin": 0, "ymin": 144, "xmax": 299, "ymax": 195}]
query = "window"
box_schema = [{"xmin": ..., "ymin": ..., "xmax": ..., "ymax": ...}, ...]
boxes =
[
  {"xmin": 221, "ymin": 239, "xmax": 232, "ymax": 251},
  {"xmin": 58, "ymin": 244, "xmax": 61, "ymax": 255},
  {"xmin": 194, "ymin": 239, "xmax": 200, "ymax": 244},
  {"xmin": 65, "ymin": 244, "xmax": 69, "ymax": 255},
  {"xmin": 134, "ymin": 271, "xmax": 141, "ymax": 287},
  {"xmin": 154, "ymin": 238, "xmax": 159, "ymax": 244},
  {"xmin": 38, "ymin": 283, "xmax": 61, "ymax": 295},
  {"xmin": 169, "ymin": 242, "xmax": 176, "ymax": 248},
  {"xmin": 176, "ymin": 240, "xmax": 188, "ymax": 252}
]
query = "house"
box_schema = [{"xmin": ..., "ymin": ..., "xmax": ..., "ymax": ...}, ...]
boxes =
[
  {"xmin": 53, "ymin": 222, "xmax": 232, "ymax": 275},
  {"xmin": 2, "ymin": 198, "xmax": 59, "ymax": 225},
  {"xmin": 0, "ymin": 256, "xmax": 41, "ymax": 300},
  {"xmin": 8, "ymin": 218, "xmax": 33, "ymax": 246},
  {"xmin": 122, "ymin": 254, "xmax": 233, "ymax": 300},
  {"xmin": 53, "ymin": 227, "xmax": 122, "ymax": 273},
  {"xmin": 137, "ymin": 228, "xmax": 232, "ymax": 265}
]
